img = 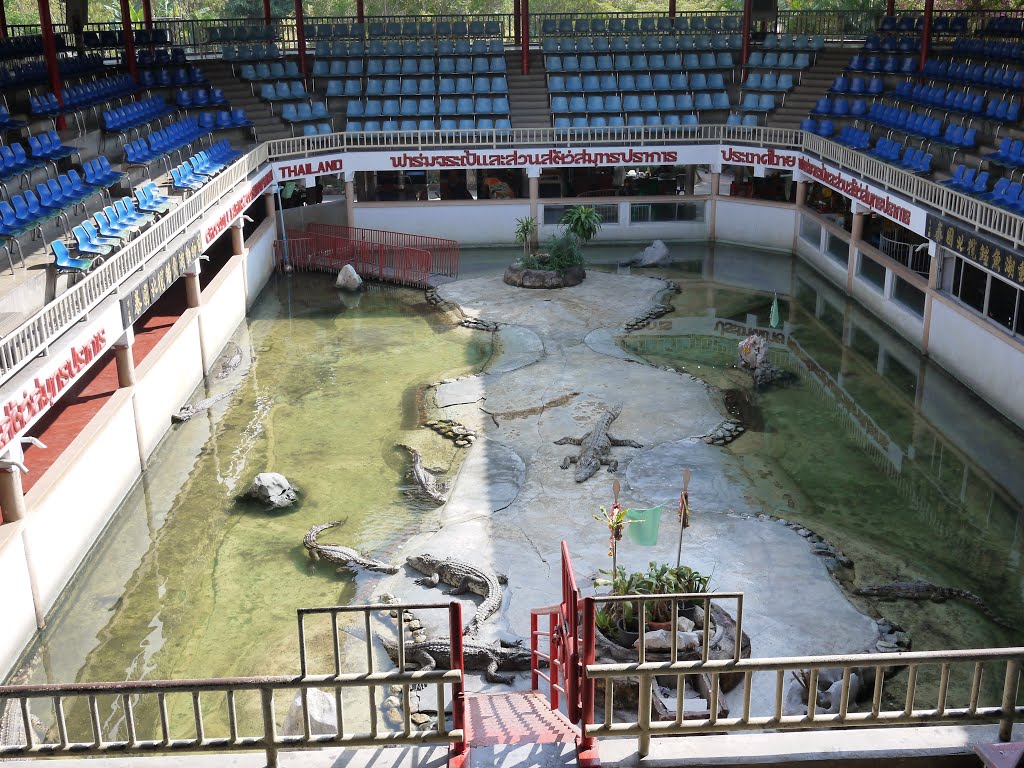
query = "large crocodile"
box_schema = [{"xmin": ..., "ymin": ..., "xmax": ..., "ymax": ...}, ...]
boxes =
[
  {"xmin": 398, "ymin": 444, "xmax": 448, "ymax": 504},
  {"xmin": 172, "ymin": 388, "xmax": 238, "ymax": 423},
  {"xmin": 855, "ymin": 580, "xmax": 1013, "ymax": 630},
  {"xmin": 381, "ymin": 636, "xmax": 534, "ymax": 684},
  {"xmin": 304, "ymin": 522, "xmax": 399, "ymax": 574},
  {"xmin": 407, "ymin": 554, "xmax": 506, "ymax": 637},
  {"xmin": 554, "ymin": 404, "xmax": 642, "ymax": 482}
]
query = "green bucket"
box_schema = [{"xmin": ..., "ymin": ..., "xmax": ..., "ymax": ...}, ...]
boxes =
[{"xmin": 626, "ymin": 505, "xmax": 663, "ymax": 547}]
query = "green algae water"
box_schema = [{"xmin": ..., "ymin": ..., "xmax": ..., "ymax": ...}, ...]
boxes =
[
  {"xmin": 615, "ymin": 244, "xmax": 1024, "ymax": 658},
  {"xmin": 10, "ymin": 273, "xmax": 489, "ymax": 736}
]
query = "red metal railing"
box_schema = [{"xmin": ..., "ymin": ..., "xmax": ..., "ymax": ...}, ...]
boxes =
[
  {"xmin": 529, "ymin": 541, "xmax": 597, "ymax": 765},
  {"xmin": 274, "ymin": 224, "xmax": 458, "ymax": 288}
]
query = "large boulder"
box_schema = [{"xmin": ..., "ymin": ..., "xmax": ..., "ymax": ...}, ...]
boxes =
[
  {"xmin": 244, "ymin": 472, "xmax": 298, "ymax": 508},
  {"xmin": 630, "ymin": 240, "xmax": 670, "ymax": 267},
  {"xmin": 503, "ymin": 265, "xmax": 585, "ymax": 289},
  {"xmin": 281, "ymin": 690, "xmax": 337, "ymax": 736},
  {"xmin": 335, "ymin": 264, "xmax": 363, "ymax": 291}
]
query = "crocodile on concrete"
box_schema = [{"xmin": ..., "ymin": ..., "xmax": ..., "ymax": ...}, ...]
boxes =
[
  {"xmin": 554, "ymin": 404, "xmax": 642, "ymax": 482},
  {"xmin": 406, "ymin": 553, "xmax": 507, "ymax": 637},
  {"xmin": 855, "ymin": 580, "xmax": 1012, "ymax": 629},
  {"xmin": 381, "ymin": 636, "xmax": 534, "ymax": 684},
  {"xmin": 398, "ymin": 444, "xmax": 449, "ymax": 504},
  {"xmin": 304, "ymin": 522, "xmax": 400, "ymax": 574}
]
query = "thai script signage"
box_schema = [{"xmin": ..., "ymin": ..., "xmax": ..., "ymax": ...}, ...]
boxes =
[
  {"xmin": 121, "ymin": 231, "xmax": 204, "ymax": 326},
  {"xmin": 384, "ymin": 147, "xmax": 679, "ymax": 169},
  {"xmin": 926, "ymin": 213, "xmax": 1024, "ymax": 287},
  {"xmin": 0, "ymin": 303, "xmax": 120, "ymax": 456},
  {"xmin": 720, "ymin": 146, "xmax": 799, "ymax": 169},
  {"xmin": 203, "ymin": 170, "xmax": 273, "ymax": 247},
  {"xmin": 798, "ymin": 158, "xmax": 920, "ymax": 230}
]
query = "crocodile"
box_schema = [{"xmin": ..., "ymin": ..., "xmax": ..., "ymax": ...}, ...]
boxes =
[
  {"xmin": 406, "ymin": 553, "xmax": 507, "ymax": 637},
  {"xmin": 304, "ymin": 522, "xmax": 399, "ymax": 574},
  {"xmin": 398, "ymin": 444, "xmax": 448, "ymax": 505},
  {"xmin": 172, "ymin": 388, "xmax": 238, "ymax": 423},
  {"xmin": 381, "ymin": 636, "xmax": 535, "ymax": 684},
  {"xmin": 855, "ymin": 580, "xmax": 1013, "ymax": 630},
  {"xmin": 214, "ymin": 342, "xmax": 244, "ymax": 380},
  {"xmin": 554, "ymin": 404, "xmax": 642, "ymax": 482}
]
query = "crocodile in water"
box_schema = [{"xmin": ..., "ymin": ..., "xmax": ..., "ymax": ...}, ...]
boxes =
[
  {"xmin": 398, "ymin": 444, "xmax": 448, "ymax": 504},
  {"xmin": 855, "ymin": 580, "xmax": 1013, "ymax": 629},
  {"xmin": 407, "ymin": 553, "xmax": 507, "ymax": 637},
  {"xmin": 172, "ymin": 388, "xmax": 238, "ymax": 423},
  {"xmin": 304, "ymin": 522, "xmax": 399, "ymax": 574},
  {"xmin": 554, "ymin": 404, "xmax": 642, "ymax": 482},
  {"xmin": 381, "ymin": 636, "xmax": 533, "ymax": 684}
]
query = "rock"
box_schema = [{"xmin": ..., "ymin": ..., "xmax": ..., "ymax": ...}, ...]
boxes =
[
  {"xmin": 503, "ymin": 265, "xmax": 586, "ymax": 289},
  {"xmin": 389, "ymin": 685, "xmax": 403, "ymax": 694},
  {"xmin": 837, "ymin": 555, "xmax": 853, "ymax": 568},
  {"xmin": 876, "ymin": 640, "xmax": 901, "ymax": 652},
  {"xmin": 244, "ymin": 472, "xmax": 298, "ymax": 508},
  {"xmin": 631, "ymin": 240, "xmax": 670, "ymax": 267},
  {"xmin": 383, "ymin": 707, "xmax": 403, "ymax": 726},
  {"xmin": 633, "ymin": 628, "xmax": 700, "ymax": 652},
  {"xmin": 282, "ymin": 690, "xmax": 337, "ymax": 736},
  {"xmin": 381, "ymin": 696, "xmax": 401, "ymax": 709},
  {"xmin": 885, "ymin": 631, "xmax": 911, "ymax": 648},
  {"xmin": 335, "ymin": 264, "xmax": 363, "ymax": 291},
  {"xmin": 407, "ymin": 620, "xmax": 422, "ymax": 631},
  {"xmin": 798, "ymin": 529, "xmax": 812, "ymax": 538},
  {"xmin": 411, "ymin": 713, "xmax": 432, "ymax": 726}
]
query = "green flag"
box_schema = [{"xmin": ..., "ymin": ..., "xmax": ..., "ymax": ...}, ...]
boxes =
[
  {"xmin": 770, "ymin": 294, "xmax": 780, "ymax": 329},
  {"xmin": 627, "ymin": 505, "xmax": 663, "ymax": 546}
]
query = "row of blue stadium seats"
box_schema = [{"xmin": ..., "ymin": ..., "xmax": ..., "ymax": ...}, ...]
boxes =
[
  {"xmin": 830, "ymin": 75, "xmax": 884, "ymax": 95},
  {"xmin": 553, "ymin": 113, "xmax": 760, "ymax": 127},
  {"xmin": 0, "ymin": 106, "xmax": 27, "ymax": 132},
  {"xmin": 298, "ymin": 123, "xmax": 336, "ymax": 136},
  {"xmin": 746, "ymin": 51, "xmax": 812, "ymax": 69},
  {"xmin": 102, "ymin": 96, "xmax": 175, "ymax": 133},
  {"xmin": 259, "ymin": 81, "xmax": 311, "ymax": 101},
  {"xmin": 950, "ymin": 38, "xmax": 1024, "ymax": 63},
  {"xmin": 543, "ymin": 34, "xmax": 743, "ymax": 53},
  {"xmin": 176, "ymin": 88, "xmax": 230, "ymax": 110},
  {"xmin": 170, "ymin": 142, "xmax": 243, "ymax": 192},
  {"xmin": 744, "ymin": 72, "xmax": 796, "ymax": 91},
  {"xmin": 350, "ymin": 76, "xmax": 508, "ymax": 96},
  {"xmin": 986, "ymin": 138, "xmax": 1024, "ymax": 168},
  {"xmin": 868, "ymin": 137, "xmax": 933, "ymax": 175},
  {"xmin": 123, "ymin": 117, "xmax": 211, "ymax": 168},
  {"xmin": 760, "ymin": 33, "xmax": 824, "ymax": 50},
  {"xmin": 866, "ymin": 103, "xmax": 967, "ymax": 144},
  {"xmin": 553, "ymin": 92, "xmax": 732, "ymax": 112},
  {"xmin": 134, "ymin": 48, "xmax": 188, "ymax": 67},
  {"xmin": 940, "ymin": 168, "xmax": 1024, "ymax": 212},
  {"xmin": 550, "ymin": 72, "xmax": 728, "ymax": 92},
  {"xmin": 0, "ymin": 34, "xmax": 70, "ymax": 61},
  {"xmin": 207, "ymin": 25, "xmax": 279, "ymax": 43},
  {"xmin": 542, "ymin": 16, "xmax": 739, "ymax": 35},
  {"xmin": 846, "ymin": 53, "xmax": 916, "ymax": 74},
  {"xmin": 547, "ymin": 51, "xmax": 736, "ymax": 72},
  {"xmin": 891, "ymin": 81, "xmax": 1021, "ymax": 121},
  {"xmin": 362, "ymin": 20, "xmax": 501, "ymax": 38},
  {"xmin": 919, "ymin": 59, "xmax": 1023, "ymax": 89},
  {"xmin": 878, "ymin": 14, "xmax": 963, "ymax": 32},
  {"xmin": 240, "ymin": 61, "xmax": 304, "ymax": 79},
  {"xmin": 739, "ymin": 93, "xmax": 779, "ymax": 111},
  {"xmin": 223, "ymin": 44, "xmax": 284, "ymax": 61},
  {"xmin": 982, "ymin": 17, "xmax": 1023, "ymax": 36},
  {"xmin": 346, "ymin": 96, "xmax": 510, "ymax": 118},
  {"xmin": 811, "ymin": 97, "xmax": 869, "ymax": 118},
  {"xmin": 346, "ymin": 118, "xmax": 511, "ymax": 131},
  {"xmin": 30, "ymin": 75, "xmax": 138, "ymax": 116},
  {"xmin": 84, "ymin": 29, "xmax": 170, "ymax": 48},
  {"xmin": 280, "ymin": 102, "xmax": 331, "ymax": 123},
  {"xmin": 139, "ymin": 67, "xmax": 208, "ymax": 88},
  {"xmin": 0, "ymin": 55, "xmax": 106, "ymax": 89},
  {"xmin": 862, "ymin": 35, "xmax": 919, "ymax": 53},
  {"xmin": 313, "ymin": 39, "xmax": 504, "ymax": 58}
]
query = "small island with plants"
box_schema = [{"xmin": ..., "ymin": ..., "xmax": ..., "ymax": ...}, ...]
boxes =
[{"xmin": 504, "ymin": 206, "xmax": 603, "ymax": 289}]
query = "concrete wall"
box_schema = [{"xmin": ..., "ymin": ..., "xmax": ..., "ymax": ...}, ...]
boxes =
[
  {"xmin": 22, "ymin": 391, "xmax": 141, "ymax": 613},
  {"xmin": 355, "ymin": 200, "xmax": 531, "ymax": 244},
  {"xmin": 244, "ymin": 218, "xmax": 277, "ymax": 308},
  {"xmin": 133, "ymin": 310, "xmax": 205, "ymax": 461},
  {"xmin": 0, "ymin": 523, "xmax": 37, "ymax": 675},
  {"xmin": 199, "ymin": 255, "xmax": 247, "ymax": 372},
  {"xmin": 928, "ymin": 297, "xmax": 1024, "ymax": 428},
  {"xmin": 716, "ymin": 200, "xmax": 796, "ymax": 253}
]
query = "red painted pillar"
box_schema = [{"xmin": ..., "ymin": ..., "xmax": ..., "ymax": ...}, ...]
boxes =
[
  {"xmin": 448, "ymin": 602, "xmax": 468, "ymax": 765},
  {"xmin": 356, "ymin": 0, "xmax": 364, "ymax": 24},
  {"xmin": 520, "ymin": 0, "xmax": 529, "ymax": 75},
  {"xmin": 142, "ymin": 0, "xmax": 153, "ymax": 31},
  {"xmin": 119, "ymin": 0, "xmax": 138, "ymax": 82},
  {"xmin": 294, "ymin": 0, "xmax": 307, "ymax": 76},
  {"xmin": 262, "ymin": 0, "xmax": 271, "ymax": 27},
  {"xmin": 0, "ymin": 0, "xmax": 8, "ymax": 40},
  {"xmin": 918, "ymin": 0, "xmax": 933, "ymax": 74},
  {"xmin": 740, "ymin": 0, "xmax": 752, "ymax": 66},
  {"xmin": 669, "ymin": 0, "xmax": 676, "ymax": 18},
  {"xmin": 513, "ymin": 0, "xmax": 520, "ymax": 46},
  {"xmin": 37, "ymin": 0, "xmax": 65, "ymax": 129}
]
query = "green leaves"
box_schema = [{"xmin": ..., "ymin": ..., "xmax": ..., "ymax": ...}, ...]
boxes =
[{"xmin": 559, "ymin": 205, "xmax": 603, "ymax": 244}]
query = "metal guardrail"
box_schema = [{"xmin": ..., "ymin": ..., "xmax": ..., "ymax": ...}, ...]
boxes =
[
  {"xmin": 0, "ymin": 602, "xmax": 467, "ymax": 767},
  {"xmin": 585, "ymin": 640, "xmax": 1024, "ymax": 758},
  {"xmin": 0, "ymin": 143, "xmax": 267, "ymax": 388}
]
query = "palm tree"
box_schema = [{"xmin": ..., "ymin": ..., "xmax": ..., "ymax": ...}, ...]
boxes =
[{"xmin": 560, "ymin": 206, "xmax": 603, "ymax": 245}]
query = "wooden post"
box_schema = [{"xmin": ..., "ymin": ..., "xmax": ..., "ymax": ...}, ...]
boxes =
[
  {"xmin": 118, "ymin": 0, "xmax": 138, "ymax": 81},
  {"xmin": 520, "ymin": 0, "xmax": 529, "ymax": 75}
]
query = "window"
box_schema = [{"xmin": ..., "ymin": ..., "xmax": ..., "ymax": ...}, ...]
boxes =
[
  {"xmin": 630, "ymin": 202, "xmax": 704, "ymax": 223},
  {"xmin": 827, "ymin": 232, "xmax": 849, "ymax": 265},
  {"xmin": 858, "ymin": 253, "xmax": 886, "ymax": 290},
  {"xmin": 956, "ymin": 259, "xmax": 987, "ymax": 313},
  {"xmin": 892, "ymin": 276, "xmax": 925, "ymax": 317},
  {"xmin": 987, "ymin": 276, "xmax": 1017, "ymax": 331},
  {"xmin": 543, "ymin": 203, "xmax": 619, "ymax": 226},
  {"xmin": 799, "ymin": 215, "xmax": 820, "ymax": 246}
]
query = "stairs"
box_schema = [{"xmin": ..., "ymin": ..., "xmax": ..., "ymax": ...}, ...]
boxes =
[
  {"xmin": 463, "ymin": 691, "xmax": 581, "ymax": 766},
  {"xmin": 767, "ymin": 48, "xmax": 855, "ymax": 129},
  {"xmin": 202, "ymin": 61, "xmax": 294, "ymax": 142},
  {"xmin": 505, "ymin": 51, "xmax": 551, "ymax": 129}
]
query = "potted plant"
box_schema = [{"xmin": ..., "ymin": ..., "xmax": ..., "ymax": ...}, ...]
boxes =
[
  {"xmin": 513, "ymin": 215, "xmax": 537, "ymax": 261},
  {"xmin": 594, "ymin": 565, "xmax": 644, "ymax": 648},
  {"xmin": 503, "ymin": 206, "xmax": 602, "ymax": 289}
]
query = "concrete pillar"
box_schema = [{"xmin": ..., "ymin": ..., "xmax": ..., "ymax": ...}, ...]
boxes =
[
  {"xmin": 708, "ymin": 173, "xmax": 718, "ymax": 241},
  {"xmin": 847, "ymin": 208, "xmax": 865, "ymax": 294},
  {"xmin": 114, "ymin": 328, "xmax": 136, "ymax": 388},
  {"xmin": 185, "ymin": 262, "xmax": 201, "ymax": 309},
  {"xmin": 344, "ymin": 171, "xmax": 356, "ymax": 227},
  {"xmin": 528, "ymin": 169, "xmax": 540, "ymax": 250},
  {"xmin": 0, "ymin": 467, "xmax": 26, "ymax": 522},
  {"xmin": 710, "ymin": 172, "xmax": 720, "ymax": 197},
  {"xmin": 740, "ymin": 0, "xmax": 752, "ymax": 67},
  {"xmin": 684, "ymin": 167, "xmax": 696, "ymax": 195},
  {"xmin": 795, "ymin": 180, "xmax": 807, "ymax": 207}
]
